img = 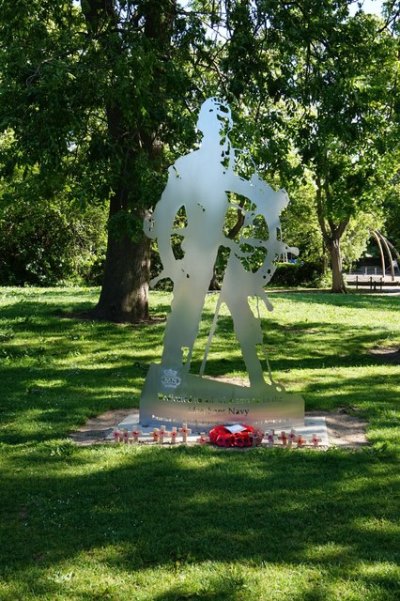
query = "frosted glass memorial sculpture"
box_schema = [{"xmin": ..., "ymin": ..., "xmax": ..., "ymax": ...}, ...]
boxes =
[{"xmin": 140, "ymin": 97, "xmax": 304, "ymax": 430}]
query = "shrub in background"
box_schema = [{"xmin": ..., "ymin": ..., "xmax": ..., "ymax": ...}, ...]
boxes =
[
  {"xmin": 272, "ymin": 261, "xmax": 324, "ymax": 287},
  {"xmin": 0, "ymin": 199, "xmax": 107, "ymax": 286}
]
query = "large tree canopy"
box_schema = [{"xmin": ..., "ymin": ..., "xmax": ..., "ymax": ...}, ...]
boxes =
[
  {"xmin": 0, "ymin": 0, "xmax": 212, "ymax": 320},
  {"xmin": 0, "ymin": 0, "xmax": 399, "ymax": 316},
  {"xmin": 217, "ymin": 1, "xmax": 400, "ymax": 291}
]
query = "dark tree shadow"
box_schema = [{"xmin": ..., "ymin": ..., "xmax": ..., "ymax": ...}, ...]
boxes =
[{"xmin": 1, "ymin": 445, "xmax": 399, "ymax": 598}]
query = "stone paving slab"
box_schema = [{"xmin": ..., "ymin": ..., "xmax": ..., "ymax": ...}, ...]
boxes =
[
  {"xmin": 71, "ymin": 408, "xmax": 368, "ymax": 448},
  {"xmin": 109, "ymin": 413, "xmax": 330, "ymax": 447}
]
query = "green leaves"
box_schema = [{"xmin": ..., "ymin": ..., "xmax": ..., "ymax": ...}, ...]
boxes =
[
  {"xmin": 0, "ymin": 195, "xmax": 107, "ymax": 286},
  {"xmin": 0, "ymin": 0, "xmax": 399, "ymax": 297}
]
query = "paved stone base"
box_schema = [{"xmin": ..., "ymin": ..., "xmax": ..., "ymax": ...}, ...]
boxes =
[{"xmin": 110, "ymin": 413, "xmax": 329, "ymax": 447}]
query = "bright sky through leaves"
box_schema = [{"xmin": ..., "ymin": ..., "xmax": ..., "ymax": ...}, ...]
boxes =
[{"xmin": 349, "ymin": 0, "xmax": 383, "ymax": 15}]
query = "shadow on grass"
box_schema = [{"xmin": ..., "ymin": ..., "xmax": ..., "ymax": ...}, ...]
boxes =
[
  {"xmin": 1, "ymin": 289, "xmax": 400, "ymax": 598},
  {"xmin": 0, "ymin": 363, "xmax": 148, "ymax": 444},
  {"xmin": 197, "ymin": 312, "xmax": 399, "ymax": 373},
  {"xmin": 0, "ymin": 445, "xmax": 399, "ymax": 599},
  {"xmin": 1, "ymin": 295, "xmax": 400, "ymax": 445},
  {"xmin": 269, "ymin": 291, "xmax": 400, "ymax": 312},
  {"xmin": 0, "ymin": 298, "xmax": 165, "ymax": 444}
]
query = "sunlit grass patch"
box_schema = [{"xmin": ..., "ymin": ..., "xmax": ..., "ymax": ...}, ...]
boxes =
[{"xmin": 0, "ymin": 287, "xmax": 400, "ymax": 600}]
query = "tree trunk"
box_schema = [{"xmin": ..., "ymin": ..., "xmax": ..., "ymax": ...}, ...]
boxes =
[
  {"xmin": 90, "ymin": 208, "xmax": 151, "ymax": 323},
  {"xmin": 209, "ymin": 266, "xmax": 221, "ymax": 290},
  {"xmin": 315, "ymin": 177, "xmax": 348, "ymax": 293},
  {"xmin": 209, "ymin": 206, "xmax": 245, "ymax": 290},
  {"xmin": 81, "ymin": 0, "xmax": 175, "ymax": 323},
  {"xmin": 327, "ymin": 235, "xmax": 347, "ymax": 293}
]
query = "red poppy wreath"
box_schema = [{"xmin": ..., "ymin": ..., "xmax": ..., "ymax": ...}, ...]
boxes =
[{"xmin": 209, "ymin": 424, "xmax": 264, "ymax": 448}]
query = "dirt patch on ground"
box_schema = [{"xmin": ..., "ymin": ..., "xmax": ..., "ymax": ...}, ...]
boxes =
[
  {"xmin": 369, "ymin": 346, "xmax": 400, "ymax": 364},
  {"xmin": 70, "ymin": 407, "xmax": 369, "ymax": 448},
  {"xmin": 307, "ymin": 409, "xmax": 369, "ymax": 448},
  {"xmin": 70, "ymin": 409, "xmax": 133, "ymax": 446}
]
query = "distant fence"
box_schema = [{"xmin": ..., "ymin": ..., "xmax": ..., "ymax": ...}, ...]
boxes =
[{"xmin": 345, "ymin": 274, "xmax": 400, "ymax": 291}]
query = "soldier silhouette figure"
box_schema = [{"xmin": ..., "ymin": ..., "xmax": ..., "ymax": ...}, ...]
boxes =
[{"xmin": 144, "ymin": 97, "xmax": 296, "ymax": 389}]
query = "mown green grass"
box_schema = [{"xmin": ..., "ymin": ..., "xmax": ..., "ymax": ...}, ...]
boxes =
[{"xmin": 0, "ymin": 287, "xmax": 399, "ymax": 601}]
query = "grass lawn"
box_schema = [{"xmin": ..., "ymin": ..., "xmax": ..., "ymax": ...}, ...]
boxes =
[{"xmin": 0, "ymin": 286, "xmax": 399, "ymax": 601}]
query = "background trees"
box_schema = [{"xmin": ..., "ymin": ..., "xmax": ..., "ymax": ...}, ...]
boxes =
[
  {"xmin": 0, "ymin": 195, "xmax": 107, "ymax": 286},
  {"xmin": 0, "ymin": 1, "xmax": 210, "ymax": 320},
  {"xmin": 218, "ymin": 1, "xmax": 399, "ymax": 292},
  {"xmin": 291, "ymin": 8, "xmax": 398, "ymax": 292},
  {"xmin": 0, "ymin": 1, "xmax": 399, "ymax": 315}
]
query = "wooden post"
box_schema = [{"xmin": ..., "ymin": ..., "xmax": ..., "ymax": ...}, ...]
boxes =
[
  {"xmin": 179, "ymin": 423, "xmax": 191, "ymax": 443},
  {"xmin": 131, "ymin": 429, "xmax": 141, "ymax": 443},
  {"xmin": 279, "ymin": 431, "xmax": 288, "ymax": 446},
  {"xmin": 170, "ymin": 427, "xmax": 178, "ymax": 444},
  {"xmin": 311, "ymin": 434, "xmax": 321, "ymax": 447},
  {"xmin": 159, "ymin": 425, "xmax": 166, "ymax": 444},
  {"xmin": 197, "ymin": 432, "xmax": 209, "ymax": 444},
  {"xmin": 297, "ymin": 435, "xmax": 307, "ymax": 448},
  {"xmin": 288, "ymin": 430, "xmax": 296, "ymax": 448}
]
